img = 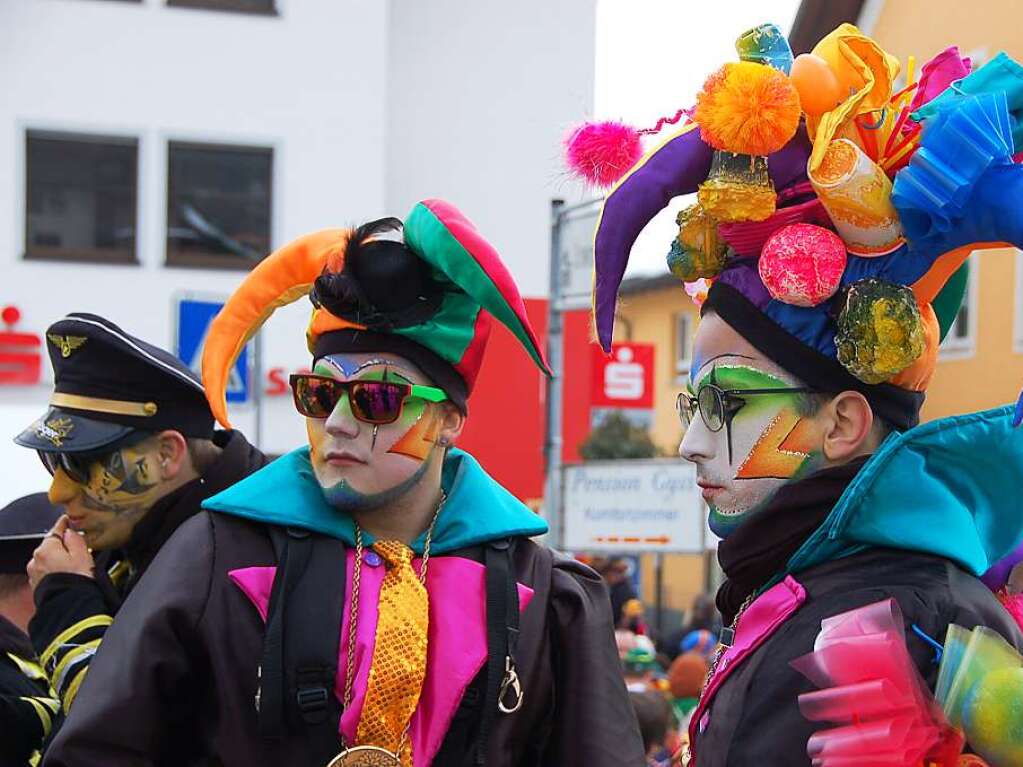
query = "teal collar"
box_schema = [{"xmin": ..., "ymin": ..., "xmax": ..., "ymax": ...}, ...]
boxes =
[
  {"xmin": 201, "ymin": 447, "xmax": 548, "ymax": 554},
  {"xmin": 783, "ymin": 405, "xmax": 1023, "ymax": 581}
]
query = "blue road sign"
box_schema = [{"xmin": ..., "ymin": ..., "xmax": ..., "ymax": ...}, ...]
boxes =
[{"xmin": 175, "ymin": 298, "xmax": 249, "ymax": 403}]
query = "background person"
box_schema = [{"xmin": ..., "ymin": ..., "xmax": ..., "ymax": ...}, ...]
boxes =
[
  {"xmin": 14, "ymin": 314, "xmax": 266, "ymax": 719},
  {"xmin": 0, "ymin": 493, "xmax": 62, "ymax": 765}
]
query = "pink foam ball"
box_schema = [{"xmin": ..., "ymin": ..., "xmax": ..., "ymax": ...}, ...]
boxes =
[
  {"xmin": 759, "ymin": 224, "xmax": 847, "ymax": 307},
  {"xmin": 564, "ymin": 121, "xmax": 643, "ymax": 188}
]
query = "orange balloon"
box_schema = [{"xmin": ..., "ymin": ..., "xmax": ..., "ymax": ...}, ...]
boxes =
[{"xmin": 790, "ymin": 53, "xmax": 844, "ymax": 116}]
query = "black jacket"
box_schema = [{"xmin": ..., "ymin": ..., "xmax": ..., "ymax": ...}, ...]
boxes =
[
  {"xmin": 690, "ymin": 548, "xmax": 1023, "ymax": 766},
  {"xmin": 42, "ymin": 510, "xmax": 645, "ymax": 766},
  {"xmin": 0, "ymin": 614, "xmax": 59, "ymax": 766},
  {"xmin": 27, "ymin": 430, "xmax": 266, "ymax": 714}
]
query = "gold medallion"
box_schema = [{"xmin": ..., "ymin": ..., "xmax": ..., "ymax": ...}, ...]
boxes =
[{"xmin": 326, "ymin": 745, "xmax": 401, "ymax": 767}]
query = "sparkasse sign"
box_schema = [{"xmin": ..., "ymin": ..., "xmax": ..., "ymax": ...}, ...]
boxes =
[
  {"xmin": 590, "ymin": 343, "xmax": 655, "ymax": 409},
  {"xmin": 562, "ymin": 459, "xmax": 703, "ymax": 553}
]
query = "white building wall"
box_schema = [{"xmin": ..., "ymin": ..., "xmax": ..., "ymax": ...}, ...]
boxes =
[
  {"xmin": 385, "ymin": 0, "xmax": 595, "ymax": 297},
  {"xmin": 0, "ymin": 0, "xmax": 595, "ymax": 505},
  {"xmin": 0, "ymin": 0, "xmax": 391, "ymax": 501}
]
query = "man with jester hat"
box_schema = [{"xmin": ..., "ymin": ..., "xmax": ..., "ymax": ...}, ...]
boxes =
[
  {"xmin": 568, "ymin": 21, "xmax": 1023, "ymax": 767},
  {"xmin": 41, "ymin": 199, "xmax": 645, "ymax": 766}
]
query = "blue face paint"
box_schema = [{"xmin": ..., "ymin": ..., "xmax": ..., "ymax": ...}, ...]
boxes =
[
  {"xmin": 320, "ymin": 452, "xmax": 433, "ymax": 513},
  {"xmin": 317, "ymin": 354, "xmax": 408, "ymax": 380},
  {"xmin": 307, "ymin": 352, "xmax": 442, "ymax": 515}
]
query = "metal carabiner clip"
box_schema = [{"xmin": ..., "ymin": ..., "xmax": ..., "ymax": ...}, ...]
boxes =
[{"xmin": 497, "ymin": 656, "xmax": 524, "ymax": 714}]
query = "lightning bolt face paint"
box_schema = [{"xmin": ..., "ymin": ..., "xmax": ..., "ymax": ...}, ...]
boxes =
[
  {"xmin": 681, "ymin": 358, "xmax": 824, "ymax": 538},
  {"xmin": 305, "ymin": 353, "xmax": 444, "ymax": 514}
]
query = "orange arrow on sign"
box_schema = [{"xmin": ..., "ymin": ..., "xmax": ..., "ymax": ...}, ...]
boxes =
[{"xmin": 593, "ymin": 535, "xmax": 672, "ymax": 545}]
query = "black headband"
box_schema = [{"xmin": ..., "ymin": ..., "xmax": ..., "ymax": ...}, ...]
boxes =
[{"xmin": 703, "ymin": 281, "xmax": 924, "ymax": 430}]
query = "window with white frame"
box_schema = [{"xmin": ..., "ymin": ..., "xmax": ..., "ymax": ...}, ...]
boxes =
[
  {"xmin": 675, "ymin": 313, "xmax": 693, "ymax": 379},
  {"xmin": 940, "ymin": 255, "xmax": 979, "ymax": 358}
]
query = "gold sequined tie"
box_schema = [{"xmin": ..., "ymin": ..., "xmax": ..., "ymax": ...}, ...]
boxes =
[{"xmin": 355, "ymin": 540, "xmax": 429, "ymax": 764}]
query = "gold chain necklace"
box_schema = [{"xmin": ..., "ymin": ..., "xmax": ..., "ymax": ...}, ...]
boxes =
[
  {"xmin": 327, "ymin": 492, "xmax": 446, "ymax": 767},
  {"xmin": 678, "ymin": 592, "xmax": 755, "ymax": 767}
]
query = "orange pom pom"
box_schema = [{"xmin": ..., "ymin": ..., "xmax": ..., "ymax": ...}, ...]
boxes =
[{"xmin": 695, "ymin": 61, "xmax": 801, "ymax": 156}]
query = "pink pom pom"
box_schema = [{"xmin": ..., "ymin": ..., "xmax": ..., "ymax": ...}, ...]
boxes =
[
  {"xmin": 998, "ymin": 589, "xmax": 1023, "ymax": 632},
  {"xmin": 564, "ymin": 121, "xmax": 643, "ymax": 187},
  {"xmin": 684, "ymin": 278, "xmax": 712, "ymax": 307},
  {"xmin": 759, "ymin": 224, "xmax": 847, "ymax": 307}
]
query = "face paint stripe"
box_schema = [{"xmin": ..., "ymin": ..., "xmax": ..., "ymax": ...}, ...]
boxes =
[
  {"xmin": 692, "ymin": 353, "xmax": 757, "ymax": 384},
  {"xmin": 316, "ymin": 355, "xmax": 417, "ymax": 383},
  {"xmin": 387, "ymin": 407, "xmax": 440, "ymax": 461},
  {"xmin": 735, "ymin": 410, "xmax": 816, "ymax": 480}
]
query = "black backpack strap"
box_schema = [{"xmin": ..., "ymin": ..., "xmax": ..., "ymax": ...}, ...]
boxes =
[
  {"xmin": 476, "ymin": 538, "xmax": 522, "ymax": 765},
  {"xmin": 257, "ymin": 526, "xmax": 293, "ymax": 741},
  {"xmin": 258, "ymin": 526, "xmax": 347, "ymax": 763}
]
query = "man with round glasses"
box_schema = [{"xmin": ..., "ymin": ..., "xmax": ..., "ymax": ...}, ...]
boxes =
[
  {"xmin": 12, "ymin": 314, "xmax": 266, "ymax": 725},
  {"xmin": 43, "ymin": 202, "xmax": 643, "ymax": 766},
  {"xmin": 583, "ymin": 22, "xmax": 1023, "ymax": 763}
]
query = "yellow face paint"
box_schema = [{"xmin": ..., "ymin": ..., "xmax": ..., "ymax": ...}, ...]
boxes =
[
  {"xmin": 60, "ymin": 442, "xmax": 165, "ymax": 551},
  {"xmin": 48, "ymin": 468, "xmax": 80, "ymax": 505}
]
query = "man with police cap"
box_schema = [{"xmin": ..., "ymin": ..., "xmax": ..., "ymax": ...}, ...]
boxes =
[
  {"xmin": 13, "ymin": 313, "xmax": 266, "ymax": 718},
  {"xmin": 0, "ymin": 493, "xmax": 62, "ymax": 766}
]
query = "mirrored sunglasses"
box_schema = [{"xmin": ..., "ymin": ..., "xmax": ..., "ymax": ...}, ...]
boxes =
[{"xmin": 289, "ymin": 374, "xmax": 448, "ymax": 424}]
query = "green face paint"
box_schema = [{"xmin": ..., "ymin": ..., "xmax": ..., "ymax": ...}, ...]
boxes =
[
  {"xmin": 686, "ymin": 364, "xmax": 823, "ymax": 537},
  {"xmin": 306, "ymin": 353, "xmax": 442, "ymax": 513}
]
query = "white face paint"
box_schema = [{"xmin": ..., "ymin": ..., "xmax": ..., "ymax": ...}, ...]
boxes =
[
  {"xmin": 679, "ymin": 315, "xmax": 823, "ymax": 538},
  {"xmin": 304, "ymin": 353, "xmax": 444, "ymax": 513}
]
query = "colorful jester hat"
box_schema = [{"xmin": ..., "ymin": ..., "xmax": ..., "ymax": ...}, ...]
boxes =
[
  {"xmin": 202, "ymin": 199, "xmax": 549, "ymax": 427},
  {"xmin": 570, "ymin": 22, "xmax": 1023, "ymax": 430}
]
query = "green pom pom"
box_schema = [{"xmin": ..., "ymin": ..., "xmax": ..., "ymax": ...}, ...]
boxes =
[
  {"xmin": 835, "ymin": 278, "xmax": 924, "ymax": 384},
  {"xmin": 666, "ymin": 239, "xmax": 689, "ymax": 279},
  {"xmin": 665, "ymin": 204, "xmax": 727, "ymax": 282}
]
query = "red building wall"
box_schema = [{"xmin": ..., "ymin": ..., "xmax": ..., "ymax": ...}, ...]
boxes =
[{"xmin": 457, "ymin": 298, "xmax": 593, "ymax": 502}]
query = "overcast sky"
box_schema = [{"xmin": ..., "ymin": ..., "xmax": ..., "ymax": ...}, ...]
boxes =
[{"xmin": 594, "ymin": 0, "xmax": 801, "ymax": 277}]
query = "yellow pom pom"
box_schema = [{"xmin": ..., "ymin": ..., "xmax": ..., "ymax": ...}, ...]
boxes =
[{"xmin": 695, "ymin": 61, "xmax": 802, "ymax": 156}]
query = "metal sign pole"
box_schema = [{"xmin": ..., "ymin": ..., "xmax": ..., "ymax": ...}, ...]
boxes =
[
  {"xmin": 544, "ymin": 199, "xmax": 566, "ymax": 549},
  {"xmin": 252, "ymin": 331, "xmax": 263, "ymax": 450},
  {"xmin": 655, "ymin": 552, "xmax": 665, "ymax": 638}
]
